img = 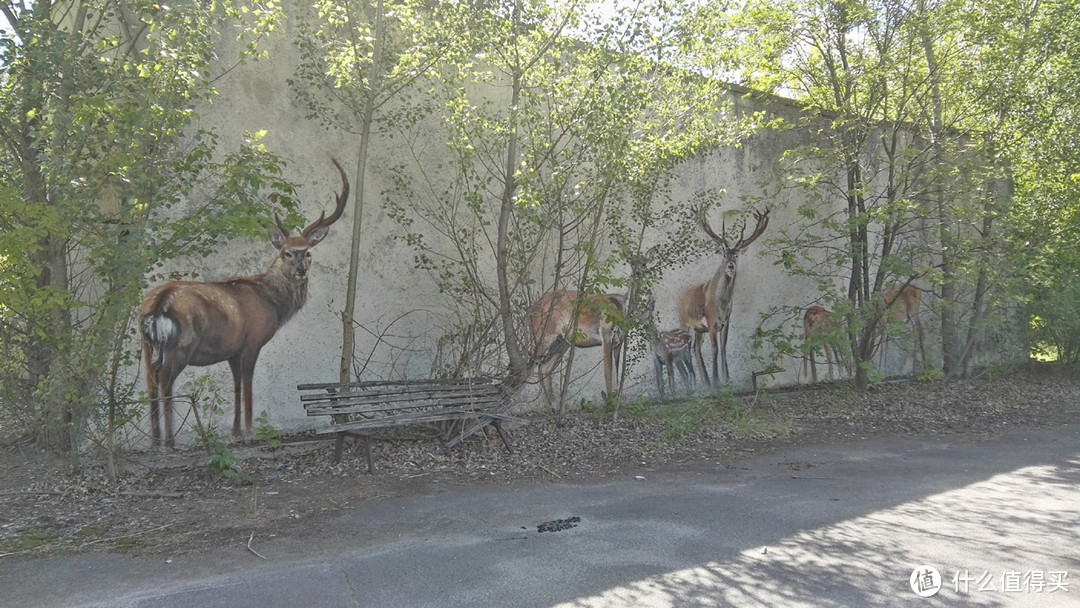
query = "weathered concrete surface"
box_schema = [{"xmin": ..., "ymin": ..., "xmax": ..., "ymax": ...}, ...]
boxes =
[{"xmin": 4, "ymin": 425, "xmax": 1077, "ymax": 607}]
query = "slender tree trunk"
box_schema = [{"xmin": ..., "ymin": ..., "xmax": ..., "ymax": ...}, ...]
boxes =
[
  {"xmin": 339, "ymin": 0, "xmax": 383, "ymax": 384},
  {"xmin": 498, "ymin": 0, "xmax": 528, "ymax": 389},
  {"xmin": 920, "ymin": 7, "xmax": 956, "ymax": 376}
]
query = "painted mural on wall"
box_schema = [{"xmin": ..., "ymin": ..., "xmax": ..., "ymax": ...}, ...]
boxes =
[
  {"xmin": 140, "ymin": 161, "xmax": 349, "ymax": 447},
  {"xmin": 796, "ymin": 284, "xmax": 926, "ymax": 388},
  {"xmin": 526, "ymin": 249, "xmax": 656, "ymax": 409},
  {"xmin": 675, "ymin": 208, "xmax": 771, "ymax": 389},
  {"xmin": 523, "ymin": 206, "xmax": 779, "ymax": 407},
  {"xmin": 136, "ymin": 47, "xmax": 1019, "ymax": 439}
]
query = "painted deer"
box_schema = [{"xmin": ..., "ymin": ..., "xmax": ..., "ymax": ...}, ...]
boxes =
[
  {"xmin": 878, "ymin": 284, "xmax": 924, "ymax": 375},
  {"xmin": 801, "ymin": 305, "xmax": 842, "ymax": 384},
  {"xmin": 677, "ymin": 208, "xmax": 770, "ymax": 388},
  {"xmin": 140, "ymin": 159, "xmax": 349, "ymax": 447},
  {"xmin": 526, "ymin": 249, "xmax": 654, "ymax": 408},
  {"xmin": 653, "ymin": 327, "xmax": 695, "ymax": 398}
]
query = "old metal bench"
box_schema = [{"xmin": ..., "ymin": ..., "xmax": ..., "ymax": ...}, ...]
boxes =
[{"xmin": 299, "ymin": 377, "xmax": 525, "ymax": 473}]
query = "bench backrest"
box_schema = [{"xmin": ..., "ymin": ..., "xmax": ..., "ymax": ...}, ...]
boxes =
[{"xmin": 300, "ymin": 378, "xmax": 502, "ymax": 417}]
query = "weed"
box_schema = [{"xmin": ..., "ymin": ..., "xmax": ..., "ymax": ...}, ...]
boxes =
[
  {"xmin": 621, "ymin": 396, "xmax": 650, "ymax": 418},
  {"xmin": 74, "ymin": 525, "xmax": 108, "ymax": 539},
  {"xmin": 658, "ymin": 394, "xmax": 726, "ymax": 443},
  {"xmin": 916, "ymin": 368, "xmax": 945, "ymax": 382},
  {"xmin": 600, "ymin": 390, "xmax": 620, "ymax": 412},
  {"xmin": 189, "ymin": 378, "xmax": 255, "ymax": 485},
  {"xmin": 5, "ymin": 530, "xmax": 59, "ymax": 553},
  {"xmin": 254, "ymin": 411, "xmax": 282, "ymax": 448}
]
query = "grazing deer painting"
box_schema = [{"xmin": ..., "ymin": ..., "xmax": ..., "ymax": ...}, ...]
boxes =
[
  {"xmin": 877, "ymin": 284, "xmax": 924, "ymax": 375},
  {"xmin": 526, "ymin": 249, "xmax": 654, "ymax": 408},
  {"xmin": 140, "ymin": 159, "xmax": 349, "ymax": 447},
  {"xmin": 677, "ymin": 208, "xmax": 770, "ymax": 388},
  {"xmin": 801, "ymin": 305, "xmax": 843, "ymax": 384}
]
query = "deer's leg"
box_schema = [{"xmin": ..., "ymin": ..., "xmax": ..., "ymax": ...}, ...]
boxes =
[
  {"xmin": 537, "ymin": 338, "xmax": 566, "ymax": 408},
  {"xmin": 654, "ymin": 353, "xmax": 665, "ymax": 398},
  {"xmin": 238, "ymin": 353, "xmax": 259, "ymax": 437},
  {"xmin": 719, "ymin": 322, "xmax": 731, "ymax": 385},
  {"xmin": 227, "ymin": 357, "xmax": 244, "ymax": 438},
  {"xmin": 666, "ymin": 355, "xmax": 676, "ymax": 394},
  {"xmin": 242, "ymin": 373, "xmax": 255, "ymax": 435},
  {"xmin": 673, "ymin": 354, "xmax": 691, "ymax": 393},
  {"xmin": 144, "ymin": 344, "xmax": 162, "ymax": 447},
  {"xmin": 682, "ymin": 355, "xmax": 696, "ymax": 392},
  {"xmin": 160, "ymin": 368, "xmax": 179, "ymax": 449},
  {"xmin": 692, "ymin": 330, "xmax": 710, "ymax": 388},
  {"xmin": 708, "ymin": 328, "xmax": 720, "ymax": 388}
]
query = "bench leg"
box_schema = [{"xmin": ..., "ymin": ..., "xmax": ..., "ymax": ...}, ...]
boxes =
[
  {"xmin": 332, "ymin": 432, "xmax": 376, "ymax": 473},
  {"xmin": 333, "ymin": 432, "xmax": 346, "ymax": 463},
  {"xmin": 362, "ymin": 434, "xmax": 374, "ymax": 474},
  {"xmin": 493, "ymin": 420, "xmax": 513, "ymax": 454}
]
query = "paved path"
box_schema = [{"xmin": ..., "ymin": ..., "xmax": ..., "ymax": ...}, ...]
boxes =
[{"xmin": 3, "ymin": 425, "xmax": 1078, "ymax": 607}]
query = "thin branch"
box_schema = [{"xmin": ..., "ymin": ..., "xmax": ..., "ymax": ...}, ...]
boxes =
[{"xmin": 246, "ymin": 532, "xmax": 268, "ymax": 560}]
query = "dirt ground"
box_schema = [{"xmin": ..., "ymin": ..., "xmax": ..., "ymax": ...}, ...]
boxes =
[{"xmin": 2, "ymin": 363, "xmax": 1079, "ymax": 559}]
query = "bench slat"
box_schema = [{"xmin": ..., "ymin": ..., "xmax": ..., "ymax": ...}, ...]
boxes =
[
  {"xmin": 312, "ymin": 409, "xmax": 523, "ymax": 434},
  {"xmin": 304, "ymin": 395, "xmax": 500, "ymax": 416},
  {"xmin": 298, "ymin": 378, "xmax": 499, "ymax": 391},
  {"xmin": 300, "ymin": 384, "xmax": 500, "ymax": 404}
]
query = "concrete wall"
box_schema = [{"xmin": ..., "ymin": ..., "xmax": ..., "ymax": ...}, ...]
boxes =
[{"xmin": 141, "ymin": 7, "xmax": 1005, "ymax": 440}]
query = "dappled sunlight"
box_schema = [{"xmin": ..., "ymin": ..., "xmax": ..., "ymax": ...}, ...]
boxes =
[{"xmin": 554, "ymin": 458, "xmax": 1080, "ymax": 607}]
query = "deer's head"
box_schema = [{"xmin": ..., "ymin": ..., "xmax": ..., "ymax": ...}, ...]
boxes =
[{"xmin": 269, "ymin": 159, "xmax": 349, "ymax": 280}]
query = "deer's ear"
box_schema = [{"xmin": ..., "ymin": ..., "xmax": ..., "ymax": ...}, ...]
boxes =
[
  {"xmin": 305, "ymin": 225, "xmax": 329, "ymax": 247},
  {"xmin": 269, "ymin": 230, "xmax": 287, "ymax": 250}
]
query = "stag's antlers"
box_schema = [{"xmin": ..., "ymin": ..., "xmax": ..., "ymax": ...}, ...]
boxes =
[
  {"xmin": 274, "ymin": 158, "xmax": 350, "ymax": 240},
  {"xmin": 699, "ymin": 207, "xmax": 771, "ymax": 253}
]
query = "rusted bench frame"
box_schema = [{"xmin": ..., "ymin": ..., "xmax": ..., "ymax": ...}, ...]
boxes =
[{"xmin": 300, "ymin": 377, "xmax": 523, "ymax": 473}]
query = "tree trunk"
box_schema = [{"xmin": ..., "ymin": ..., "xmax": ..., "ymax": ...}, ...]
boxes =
[
  {"xmin": 498, "ymin": 0, "xmax": 528, "ymax": 390},
  {"xmin": 920, "ymin": 6, "xmax": 956, "ymax": 376},
  {"xmin": 339, "ymin": 0, "xmax": 383, "ymax": 385}
]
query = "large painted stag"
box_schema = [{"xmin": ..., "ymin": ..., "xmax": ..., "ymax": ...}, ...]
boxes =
[
  {"xmin": 140, "ymin": 159, "xmax": 349, "ymax": 447},
  {"xmin": 677, "ymin": 208, "xmax": 770, "ymax": 388}
]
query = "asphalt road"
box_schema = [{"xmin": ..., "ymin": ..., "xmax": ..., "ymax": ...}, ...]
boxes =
[{"xmin": 2, "ymin": 425, "xmax": 1078, "ymax": 608}]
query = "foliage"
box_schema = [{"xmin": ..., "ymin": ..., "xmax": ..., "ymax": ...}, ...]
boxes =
[
  {"xmin": 638, "ymin": 387, "xmax": 792, "ymax": 451},
  {"xmin": 0, "ymin": 0, "xmax": 292, "ymax": 462},
  {"xmin": 254, "ymin": 410, "xmax": 282, "ymax": 448},
  {"xmin": 981, "ymin": 0, "xmax": 1080, "ymax": 364},
  {"xmin": 189, "ymin": 376, "xmax": 255, "ymax": 485}
]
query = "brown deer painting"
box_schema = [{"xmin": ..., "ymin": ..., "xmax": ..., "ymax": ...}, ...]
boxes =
[
  {"xmin": 526, "ymin": 249, "xmax": 654, "ymax": 408},
  {"xmin": 878, "ymin": 284, "xmax": 924, "ymax": 375},
  {"xmin": 801, "ymin": 305, "xmax": 842, "ymax": 384},
  {"xmin": 140, "ymin": 159, "xmax": 349, "ymax": 447},
  {"xmin": 677, "ymin": 208, "xmax": 770, "ymax": 388}
]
